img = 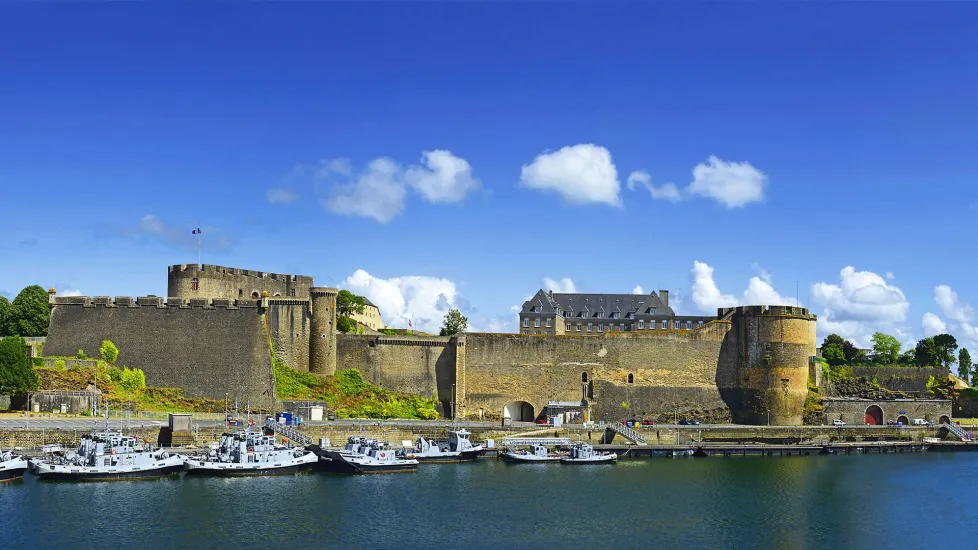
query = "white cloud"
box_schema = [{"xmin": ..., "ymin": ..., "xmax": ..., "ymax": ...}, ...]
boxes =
[
  {"xmin": 626, "ymin": 170, "xmax": 681, "ymax": 202},
  {"xmin": 266, "ymin": 188, "xmax": 298, "ymax": 204},
  {"xmin": 934, "ymin": 285, "xmax": 974, "ymax": 323},
  {"xmin": 319, "ymin": 158, "xmax": 352, "ymax": 177},
  {"xmin": 543, "ymin": 277, "xmax": 577, "ymax": 294},
  {"xmin": 690, "ymin": 261, "xmax": 795, "ymax": 315},
  {"xmin": 404, "ymin": 150, "xmax": 480, "ymax": 203},
  {"xmin": 520, "ymin": 144, "xmax": 621, "ymax": 206},
  {"xmin": 324, "ymin": 157, "xmax": 406, "ymax": 223},
  {"xmin": 59, "ymin": 288, "xmax": 82, "ymax": 297},
  {"xmin": 687, "ymin": 155, "xmax": 767, "ymax": 208},
  {"xmin": 751, "ymin": 262, "xmax": 772, "ymax": 284},
  {"xmin": 886, "ymin": 272, "xmax": 895, "ymax": 280},
  {"xmin": 921, "ymin": 312, "xmax": 946, "ymax": 337},
  {"xmin": 342, "ymin": 269, "xmax": 459, "ymax": 334},
  {"xmin": 960, "ymin": 323, "xmax": 978, "ymax": 347},
  {"xmin": 811, "ymin": 266, "xmax": 910, "ymax": 347},
  {"xmin": 632, "ymin": 285, "xmax": 644, "ymax": 294}
]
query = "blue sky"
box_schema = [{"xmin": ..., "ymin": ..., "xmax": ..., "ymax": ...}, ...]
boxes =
[{"xmin": 2, "ymin": 3, "xmax": 977, "ymax": 348}]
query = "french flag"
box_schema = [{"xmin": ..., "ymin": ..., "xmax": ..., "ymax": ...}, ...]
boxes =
[{"xmin": 192, "ymin": 228, "xmax": 201, "ymax": 234}]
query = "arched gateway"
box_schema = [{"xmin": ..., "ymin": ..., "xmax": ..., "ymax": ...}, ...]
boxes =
[{"xmin": 503, "ymin": 401, "xmax": 535, "ymax": 422}]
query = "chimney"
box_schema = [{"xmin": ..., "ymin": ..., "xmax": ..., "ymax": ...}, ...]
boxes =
[
  {"xmin": 548, "ymin": 290, "xmax": 553, "ymax": 298},
  {"xmin": 659, "ymin": 290, "xmax": 669, "ymax": 309}
]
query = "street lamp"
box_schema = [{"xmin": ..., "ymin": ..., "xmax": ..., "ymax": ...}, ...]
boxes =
[{"xmin": 766, "ymin": 407, "xmax": 771, "ymax": 426}]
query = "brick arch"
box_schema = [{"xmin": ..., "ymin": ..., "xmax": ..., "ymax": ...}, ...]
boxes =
[{"xmin": 865, "ymin": 405, "xmax": 883, "ymax": 426}]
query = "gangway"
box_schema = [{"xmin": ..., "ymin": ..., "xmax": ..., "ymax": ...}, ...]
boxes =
[
  {"xmin": 610, "ymin": 422, "xmax": 648, "ymax": 445},
  {"xmin": 265, "ymin": 419, "xmax": 313, "ymax": 447},
  {"xmin": 942, "ymin": 422, "xmax": 971, "ymax": 442}
]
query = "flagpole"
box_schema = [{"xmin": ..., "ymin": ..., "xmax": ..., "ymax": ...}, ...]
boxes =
[{"xmin": 197, "ymin": 223, "xmax": 201, "ymax": 267}]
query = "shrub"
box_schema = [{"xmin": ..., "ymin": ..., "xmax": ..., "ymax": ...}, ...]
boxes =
[
  {"xmin": 53, "ymin": 359, "xmax": 66, "ymax": 371},
  {"xmin": 119, "ymin": 367, "xmax": 146, "ymax": 393},
  {"xmin": 107, "ymin": 367, "xmax": 123, "ymax": 382},
  {"xmin": 75, "ymin": 349, "xmax": 88, "ymax": 360},
  {"xmin": 416, "ymin": 407, "xmax": 439, "ymax": 420},
  {"xmin": 99, "ymin": 340, "xmax": 119, "ymax": 365}
]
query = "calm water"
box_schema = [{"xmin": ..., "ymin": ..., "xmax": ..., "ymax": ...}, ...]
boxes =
[{"xmin": 3, "ymin": 453, "xmax": 977, "ymax": 549}]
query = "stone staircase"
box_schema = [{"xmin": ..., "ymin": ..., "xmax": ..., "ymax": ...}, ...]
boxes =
[{"xmin": 609, "ymin": 422, "xmax": 648, "ymax": 445}]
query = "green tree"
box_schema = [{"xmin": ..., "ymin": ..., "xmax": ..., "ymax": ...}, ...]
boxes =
[
  {"xmin": 914, "ymin": 338, "xmax": 940, "ymax": 367},
  {"xmin": 821, "ymin": 334, "xmax": 845, "ymax": 350},
  {"xmin": 119, "ymin": 366, "xmax": 146, "ymax": 394},
  {"xmin": 336, "ymin": 316, "xmax": 356, "ymax": 333},
  {"xmin": 842, "ymin": 340, "xmax": 866, "ymax": 365},
  {"xmin": 0, "ymin": 296, "xmax": 10, "ymax": 336},
  {"xmin": 0, "ymin": 335, "xmax": 39, "ymax": 395},
  {"xmin": 871, "ymin": 332, "xmax": 901, "ymax": 365},
  {"xmin": 933, "ymin": 333, "xmax": 958, "ymax": 370},
  {"xmin": 822, "ymin": 343, "xmax": 846, "ymax": 366},
  {"xmin": 5, "ymin": 285, "xmax": 50, "ymax": 337},
  {"xmin": 336, "ymin": 290, "xmax": 366, "ymax": 318},
  {"xmin": 439, "ymin": 308, "xmax": 468, "ymax": 336},
  {"xmin": 897, "ymin": 348, "xmax": 916, "ymax": 366},
  {"xmin": 959, "ymin": 348, "xmax": 973, "ymax": 383},
  {"xmin": 99, "ymin": 340, "xmax": 119, "ymax": 365}
]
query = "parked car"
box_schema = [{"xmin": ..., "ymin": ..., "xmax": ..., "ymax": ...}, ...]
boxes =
[
  {"xmin": 534, "ymin": 419, "xmax": 551, "ymax": 425},
  {"xmin": 678, "ymin": 419, "xmax": 700, "ymax": 426},
  {"xmin": 832, "ymin": 419, "xmax": 845, "ymax": 426},
  {"xmin": 641, "ymin": 419, "xmax": 657, "ymax": 426}
]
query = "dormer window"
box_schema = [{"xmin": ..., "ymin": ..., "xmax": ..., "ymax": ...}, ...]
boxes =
[
  {"xmin": 626, "ymin": 312, "xmax": 634, "ymax": 319},
  {"xmin": 532, "ymin": 305, "xmax": 541, "ymax": 313}
]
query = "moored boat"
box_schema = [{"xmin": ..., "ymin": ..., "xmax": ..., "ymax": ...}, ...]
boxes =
[
  {"xmin": 560, "ymin": 443, "xmax": 617, "ymax": 464},
  {"xmin": 312, "ymin": 437, "xmax": 419, "ymax": 474},
  {"xmin": 30, "ymin": 431, "xmax": 185, "ymax": 481},
  {"xmin": 0, "ymin": 449, "xmax": 29, "ymax": 482},
  {"xmin": 503, "ymin": 443, "xmax": 563, "ymax": 463},
  {"xmin": 184, "ymin": 431, "xmax": 317, "ymax": 476},
  {"xmin": 401, "ymin": 429, "xmax": 486, "ymax": 463}
]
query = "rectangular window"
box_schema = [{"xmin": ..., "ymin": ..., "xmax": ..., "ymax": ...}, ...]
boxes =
[
  {"xmin": 290, "ymin": 288, "xmax": 296, "ymax": 297},
  {"xmin": 523, "ymin": 330, "xmax": 530, "ymax": 334},
  {"xmin": 638, "ymin": 320, "xmax": 645, "ymax": 329},
  {"xmin": 698, "ymin": 321, "xmax": 704, "ymax": 327},
  {"xmin": 686, "ymin": 321, "xmax": 692, "ymax": 330},
  {"xmin": 534, "ymin": 318, "xmax": 540, "ymax": 328},
  {"xmin": 533, "ymin": 306, "xmax": 541, "ymax": 313},
  {"xmin": 674, "ymin": 320, "xmax": 681, "ymax": 329},
  {"xmin": 577, "ymin": 323, "xmax": 582, "ymax": 331},
  {"xmin": 621, "ymin": 323, "xmax": 625, "ymax": 331},
  {"xmin": 191, "ymin": 278, "xmax": 199, "ymax": 291},
  {"xmin": 587, "ymin": 323, "xmax": 593, "ymax": 332},
  {"xmin": 598, "ymin": 324, "xmax": 603, "ymax": 332},
  {"xmin": 659, "ymin": 320, "xmax": 665, "ymax": 329},
  {"xmin": 523, "ymin": 318, "xmax": 529, "ymax": 327},
  {"xmin": 546, "ymin": 318, "xmax": 552, "ymax": 328}
]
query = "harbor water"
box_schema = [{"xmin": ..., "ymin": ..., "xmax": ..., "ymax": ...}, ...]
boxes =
[{"xmin": 3, "ymin": 452, "xmax": 977, "ymax": 549}]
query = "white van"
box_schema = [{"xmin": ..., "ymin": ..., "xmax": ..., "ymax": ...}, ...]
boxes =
[
  {"xmin": 832, "ymin": 419, "xmax": 845, "ymax": 426},
  {"xmin": 912, "ymin": 418, "xmax": 931, "ymax": 426}
]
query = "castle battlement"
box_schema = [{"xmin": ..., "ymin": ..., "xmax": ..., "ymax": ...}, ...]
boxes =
[
  {"xmin": 52, "ymin": 295, "xmax": 261, "ymax": 309},
  {"xmin": 168, "ymin": 264, "xmax": 313, "ymax": 283},
  {"xmin": 718, "ymin": 305, "xmax": 816, "ymax": 319}
]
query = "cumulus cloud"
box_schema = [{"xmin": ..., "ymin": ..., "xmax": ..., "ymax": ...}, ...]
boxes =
[
  {"xmin": 632, "ymin": 285, "xmax": 644, "ymax": 294},
  {"xmin": 886, "ymin": 272, "xmax": 895, "ymax": 280},
  {"xmin": 323, "ymin": 151, "xmax": 479, "ymax": 223},
  {"xmin": 687, "ymin": 155, "xmax": 767, "ymax": 208},
  {"xmin": 266, "ymin": 188, "xmax": 299, "ymax": 204},
  {"xmin": 342, "ymin": 269, "xmax": 459, "ymax": 333},
  {"xmin": 934, "ymin": 284, "xmax": 974, "ymax": 323},
  {"xmin": 543, "ymin": 277, "xmax": 577, "ymax": 294},
  {"xmin": 319, "ymin": 158, "xmax": 352, "ymax": 177},
  {"xmin": 690, "ymin": 261, "xmax": 794, "ymax": 314},
  {"xmin": 404, "ymin": 150, "xmax": 481, "ymax": 203},
  {"xmin": 520, "ymin": 144, "xmax": 621, "ymax": 206},
  {"xmin": 626, "ymin": 170, "xmax": 681, "ymax": 202},
  {"xmin": 811, "ymin": 266, "xmax": 909, "ymax": 347},
  {"xmin": 57, "ymin": 288, "xmax": 82, "ymax": 297},
  {"xmin": 921, "ymin": 312, "xmax": 947, "ymax": 337},
  {"xmin": 751, "ymin": 262, "xmax": 772, "ymax": 284},
  {"xmin": 136, "ymin": 215, "xmax": 235, "ymax": 252}
]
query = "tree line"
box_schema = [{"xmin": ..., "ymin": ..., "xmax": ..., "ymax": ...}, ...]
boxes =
[
  {"xmin": 822, "ymin": 331, "xmax": 974, "ymax": 383},
  {"xmin": 0, "ymin": 285, "xmax": 50, "ymax": 337}
]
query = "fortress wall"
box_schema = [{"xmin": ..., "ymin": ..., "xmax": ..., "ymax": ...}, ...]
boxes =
[
  {"xmin": 336, "ymin": 334, "xmax": 457, "ymax": 413},
  {"xmin": 167, "ymin": 264, "xmax": 314, "ymax": 300},
  {"xmin": 44, "ymin": 297, "xmax": 274, "ymax": 404},
  {"xmin": 848, "ymin": 367, "xmax": 945, "ymax": 395},
  {"xmin": 266, "ymin": 300, "xmax": 311, "ymax": 372},
  {"xmin": 461, "ymin": 323, "xmax": 735, "ymax": 421}
]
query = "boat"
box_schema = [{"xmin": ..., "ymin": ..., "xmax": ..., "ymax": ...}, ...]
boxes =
[
  {"xmin": 401, "ymin": 429, "xmax": 486, "ymax": 463},
  {"xmin": 183, "ymin": 430, "xmax": 318, "ymax": 476},
  {"xmin": 312, "ymin": 437, "xmax": 419, "ymax": 474},
  {"xmin": 30, "ymin": 431, "xmax": 185, "ymax": 481},
  {"xmin": 560, "ymin": 443, "xmax": 617, "ymax": 464},
  {"xmin": 0, "ymin": 449, "xmax": 30, "ymax": 482},
  {"xmin": 502, "ymin": 443, "xmax": 563, "ymax": 463}
]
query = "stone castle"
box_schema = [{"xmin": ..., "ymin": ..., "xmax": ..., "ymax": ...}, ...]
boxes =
[{"xmin": 43, "ymin": 264, "xmax": 819, "ymax": 425}]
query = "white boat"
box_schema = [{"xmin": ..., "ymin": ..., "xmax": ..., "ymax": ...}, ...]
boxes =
[
  {"xmin": 184, "ymin": 431, "xmax": 318, "ymax": 476},
  {"xmin": 401, "ymin": 429, "xmax": 485, "ymax": 463},
  {"xmin": 502, "ymin": 443, "xmax": 563, "ymax": 463},
  {"xmin": 560, "ymin": 443, "xmax": 617, "ymax": 464},
  {"xmin": 0, "ymin": 449, "xmax": 29, "ymax": 482},
  {"xmin": 314, "ymin": 437, "xmax": 419, "ymax": 474},
  {"xmin": 30, "ymin": 431, "xmax": 185, "ymax": 481}
]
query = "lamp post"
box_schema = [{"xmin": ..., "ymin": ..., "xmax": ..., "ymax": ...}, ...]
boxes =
[{"xmin": 766, "ymin": 407, "xmax": 771, "ymax": 426}]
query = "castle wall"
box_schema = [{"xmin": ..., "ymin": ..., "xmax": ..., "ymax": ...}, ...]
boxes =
[
  {"xmin": 822, "ymin": 398, "xmax": 950, "ymax": 425},
  {"xmin": 44, "ymin": 296, "xmax": 275, "ymax": 404},
  {"xmin": 168, "ymin": 264, "xmax": 313, "ymax": 300},
  {"xmin": 266, "ymin": 299, "xmax": 311, "ymax": 372},
  {"xmin": 848, "ymin": 367, "xmax": 945, "ymax": 395},
  {"xmin": 336, "ymin": 334, "xmax": 457, "ymax": 414}
]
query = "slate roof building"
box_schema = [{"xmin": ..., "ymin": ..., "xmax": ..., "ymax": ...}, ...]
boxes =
[
  {"xmin": 351, "ymin": 296, "xmax": 385, "ymax": 331},
  {"xmin": 518, "ymin": 289, "xmax": 714, "ymax": 335}
]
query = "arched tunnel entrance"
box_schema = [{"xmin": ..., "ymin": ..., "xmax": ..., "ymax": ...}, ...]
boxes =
[
  {"xmin": 940, "ymin": 415, "xmax": 951, "ymax": 425},
  {"xmin": 503, "ymin": 401, "xmax": 535, "ymax": 422},
  {"xmin": 865, "ymin": 405, "xmax": 884, "ymax": 426},
  {"xmin": 897, "ymin": 415, "xmax": 909, "ymax": 426}
]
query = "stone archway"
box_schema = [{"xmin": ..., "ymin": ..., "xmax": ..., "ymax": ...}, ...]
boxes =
[
  {"xmin": 865, "ymin": 405, "xmax": 884, "ymax": 426},
  {"xmin": 940, "ymin": 415, "xmax": 951, "ymax": 425},
  {"xmin": 503, "ymin": 401, "xmax": 535, "ymax": 422},
  {"xmin": 897, "ymin": 415, "xmax": 909, "ymax": 426}
]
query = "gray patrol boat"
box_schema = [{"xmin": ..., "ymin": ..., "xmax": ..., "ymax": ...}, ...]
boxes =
[{"xmin": 184, "ymin": 429, "xmax": 318, "ymax": 476}]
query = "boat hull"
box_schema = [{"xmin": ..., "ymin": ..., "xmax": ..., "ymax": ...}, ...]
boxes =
[
  {"xmin": 184, "ymin": 453, "xmax": 318, "ymax": 476},
  {"xmin": 311, "ymin": 448, "xmax": 419, "ymax": 474},
  {"xmin": 32, "ymin": 463, "xmax": 184, "ymax": 481},
  {"xmin": 560, "ymin": 456, "xmax": 617, "ymax": 464},
  {"xmin": 0, "ymin": 461, "xmax": 29, "ymax": 482},
  {"xmin": 502, "ymin": 454, "xmax": 562, "ymax": 463}
]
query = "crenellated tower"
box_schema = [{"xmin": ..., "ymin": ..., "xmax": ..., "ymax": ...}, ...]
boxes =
[{"xmin": 309, "ymin": 287, "xmax": 338, "ymax": 376}]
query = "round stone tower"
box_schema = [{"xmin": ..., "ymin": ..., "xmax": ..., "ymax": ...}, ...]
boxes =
[
  {"xmin": 730, "ymin": 305, "xmax": 817, "ymax": 426},
  {"xmin": 309, "ymin": 287, "xmax": 339, "ymax": 376}
]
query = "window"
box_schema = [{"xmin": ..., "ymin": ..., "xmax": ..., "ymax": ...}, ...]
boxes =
[
  {"xmin": 238, "ymin": 289, "xmax": 244, "ymax": 298},
  {"xmin": 620, "ymin": 323, "xmax": 625, "ymax": 331},
  {"xmin": 533, "ymin": 306, "xmax": 541, "ymax": 313},
  {"xmin": 627, "ymin": 373, "xmax": 634, "ymax": 384},
  {"xmin": 674, "ymin": 320, "xmax": 681, "ymax": 329},
  {"xmin": 290, "ymin": 288, "xmax": 296, "ymax": 297},
  {"xmin": 523, "ymin": 318, "xmax": 529, "ymax": 328},
  {"xmin": 534, "ymin": 318, "xmax": 540, "ymax": 328},
  {"xmin": 626, "ymin": 313, "xmax": 634, "ymax": 319},
  {"xmin": 191, "ymin": 278, "xmax": 199, "ymax": 291},
  {"xmin": 686, "ymin": 321, "xmax": 692, "ymax": 330},
  {"xmin": 577, "ymin": 323, "xmax": 582, "ymax": 331},
  {"xmin": 598, "ymin": 324, "xmax": 603, "ymax": 332},
  {"xmin": 546, "ymin": 318, "xmax": 552, "ymax": 328},
  {"xmin": 697, "ymin": 321, "xmax": 704, "ymax": 327},
  {"xmin": 638, "ymin": 320, "xmax": 645, "ymax": 329},
  {"xmin": 612, "ymin": 312, "xmax": 620, "ymax": 319},
  {"xmin": 546, "ymin": 331, "xmax": 552, "ymax": 336},
  {"xmin": 582, "ymin": 372, "xmax": 588, "ymax": 383},
  {"xmin": 661, "ymin": 320, "xmax": 667, "ymax": 329},
  {"xmin": 587, "ymin": 323, "xmax": 593, "ymax": 332}
]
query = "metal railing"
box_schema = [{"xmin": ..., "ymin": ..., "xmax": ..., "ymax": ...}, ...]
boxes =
[
  {"xmin": 942, "ymin": 422, "xmax": 970, "ymax": 442},
  {"xmin": 610, "ymin": 422, "xmax": 648, "ymax": 444},
  {"xmin": 264, "ymin": 420, "xmax": 313, "ymax": 447},
  {"xmin": 500, "ymin": 437, "xmax": 571, "ymax": 447}
]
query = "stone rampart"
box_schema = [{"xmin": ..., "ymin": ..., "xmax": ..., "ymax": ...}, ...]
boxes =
[
  {"xmin": 266, "ymin": 299, "xmax": 311, "ymax": 372},
  {"xmin": 44, "ymin": 296, "xmax": 275, "ymax": 404},
  {"xmin": 848, "ymin": 367, "xmax": 945, "ymax": 395},
  {"xmin": 167, "ymin": 264, "xmax": 314, "ymax": 300}
]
